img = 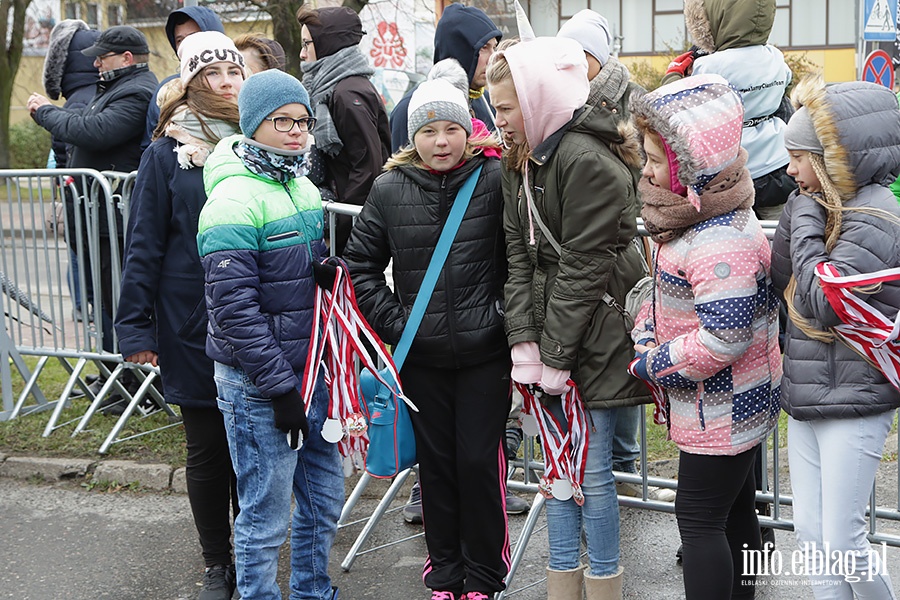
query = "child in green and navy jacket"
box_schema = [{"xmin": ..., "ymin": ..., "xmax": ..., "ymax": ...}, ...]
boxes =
[{"xmin": 197, "ymin": 69, "xmax": 342, "ymax": 600}]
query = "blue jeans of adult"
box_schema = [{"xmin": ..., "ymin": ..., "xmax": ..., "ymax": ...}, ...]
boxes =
[
  {"xmin": 788, "ymin": 411, "xmax": 897, "ymax": 600},
  {"xmin": 612, "ymin": 404, "xmax": 641, "ymax": 473},
  {"xmin": 214, "ymin": 362, "xmax": 344, "ymax": 600},
  {"xmin": 545, "ymin": 400, "xmax": 620, "ymax": 576}
]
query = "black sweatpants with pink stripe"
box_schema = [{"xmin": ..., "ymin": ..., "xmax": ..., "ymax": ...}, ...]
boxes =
[{"xmin": 402, "ymin": 356, "xmax": 512, "ymax": 597}]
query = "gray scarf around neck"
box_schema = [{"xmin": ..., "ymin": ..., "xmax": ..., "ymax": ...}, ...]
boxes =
[
  {"xmin": 301, "ymin": 46, "xmax": 374, "ymax": 157},
  {"xmin": 588, "ymin": 57, "xmax": 630, "ymax": 108}
]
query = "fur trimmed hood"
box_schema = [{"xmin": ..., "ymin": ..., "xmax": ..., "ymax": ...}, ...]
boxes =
[
  {"xmin": 630, "ymin": 74, "xmax": 744, "ymax": 210},
  {"xmin": 790, "ymin": 75, "xmax": 900, "ymax": 199},
  {"xmin": 685, "ymin": 0, "xmax": 775, "ymax": 53},
  {"xmin": 43, "ymin": 20, "xmax": 99, "ymax": 100}
]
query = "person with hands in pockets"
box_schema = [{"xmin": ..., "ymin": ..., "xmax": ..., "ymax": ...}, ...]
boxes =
[
  {"xmin": 197, "ymin": 69, "xmax": 342, "ymax": 600},
  {"xmin": 628, "ymin": 74, "xmax": 782, "ymax": 600}
]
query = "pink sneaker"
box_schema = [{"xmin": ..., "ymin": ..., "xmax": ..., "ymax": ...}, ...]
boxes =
[
  {"xmin": 431, "ymin": 592, "xmax": 457, "ymax": 600},
  {"xmin": 464, "ymin": 593, "xmax": 491, "ymax": 600}
]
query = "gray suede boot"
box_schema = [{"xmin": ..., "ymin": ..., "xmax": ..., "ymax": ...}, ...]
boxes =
[
  {"xmin": 546, "ymin": 565, "xmax": 585, "ymax": 600},
  {"xmin": 584, "ymin": 566, "xmax": 623, "ymax": 600}
]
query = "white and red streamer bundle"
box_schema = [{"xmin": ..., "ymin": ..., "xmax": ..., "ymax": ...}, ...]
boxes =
[
  {"xmin": 300, "ymin": 261, "xmax": 404, "ymax": 471},
  {"xmin": 516, "ymin": 382, "xmax": 589, "ymax": 505},
  {"xmin": 814, "ymin": 262, "xmax": 900, "ymax": 392}
]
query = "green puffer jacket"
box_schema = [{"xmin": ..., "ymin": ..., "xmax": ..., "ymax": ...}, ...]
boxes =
[{"xmin": 502, "ymin": 104, "xmax": 651, "ymax": 409}]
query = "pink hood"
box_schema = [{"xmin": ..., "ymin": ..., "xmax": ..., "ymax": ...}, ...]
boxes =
[{"xmin": 500, "ymin": 37, "xmax": 589, "ymax": 150}]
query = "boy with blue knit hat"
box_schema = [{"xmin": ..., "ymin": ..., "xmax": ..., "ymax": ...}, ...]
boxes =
[{"xmin": 197, "ymin": 69, "xmax": 342, "ymax": 600}]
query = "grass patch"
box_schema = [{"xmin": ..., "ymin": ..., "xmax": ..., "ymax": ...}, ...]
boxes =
[
  {"xmin": 0, "ymin": 356, "xmax": 186, "ymax": 467},
  {"xmin": 643, "ymin": 404, "xmax": 679, "ymax": 461}
]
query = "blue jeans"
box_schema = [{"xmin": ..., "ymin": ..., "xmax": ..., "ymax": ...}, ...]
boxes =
[
  {"xmin": 215, "ymin": 362, "xmax": 344, "ymax": 600},
  {"xmin": 545, "ymin": 401, "xmax": 620, "ymax": 576},
  {"xmin": 612, "ymin": 404, "xmax": 640, "ymax": 473},
  {"xmin": 788, "ymin": 411, "xmax": 897, "ymax": 599}
]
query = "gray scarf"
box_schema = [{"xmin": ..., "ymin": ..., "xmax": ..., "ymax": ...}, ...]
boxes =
[
  {"xmin": 301, "ymin": 46, "xmax": 374, "ymax": 157},
  {"xmin": 587, "ymin": 57, "xmax": 630, "ymax": 108}
]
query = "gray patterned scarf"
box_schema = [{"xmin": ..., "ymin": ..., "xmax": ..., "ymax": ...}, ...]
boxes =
[{"xmin": 301, "ymin": 46, "xmax": 374, "ymax": 158}]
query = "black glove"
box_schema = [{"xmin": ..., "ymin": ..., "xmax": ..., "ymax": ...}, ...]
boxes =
[
  {"xmin": 312, "ymin": 257, "xmax": 341, "ymax": 290},
  {"xmin": 272, "ymin": 388, "xmax": 310, "ymax": 449}
]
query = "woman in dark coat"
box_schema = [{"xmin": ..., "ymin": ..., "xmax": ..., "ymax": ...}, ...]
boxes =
[{"xmin": 113, "ymin": 31, "xmax": 247, "ymax": 600}]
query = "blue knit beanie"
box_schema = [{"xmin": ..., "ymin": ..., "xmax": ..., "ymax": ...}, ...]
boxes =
[{"xmin": 238, "ymin": 70, "xmax": 313, "ymax": 138}]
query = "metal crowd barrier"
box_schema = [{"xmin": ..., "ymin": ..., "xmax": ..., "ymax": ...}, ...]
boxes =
[
  {"xmin": 0, "ymin": 168, "xmax": 176, "ymax": 453},
  {"xmin": 320, "ymin": 203, "xmax": 900, "ymax": 599}
]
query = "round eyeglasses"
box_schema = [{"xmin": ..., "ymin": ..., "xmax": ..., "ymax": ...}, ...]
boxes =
[{"xmin": 265, "ymin": 116, "xmax": 316, "ymax": 133}]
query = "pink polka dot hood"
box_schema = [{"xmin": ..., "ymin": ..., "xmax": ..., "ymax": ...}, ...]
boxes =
[{"xmin": 630, "ymin": 74, "xmax": 744, "ymax": 211}]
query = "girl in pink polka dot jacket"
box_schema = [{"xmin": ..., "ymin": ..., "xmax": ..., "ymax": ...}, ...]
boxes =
[{"xmin": 628, "ymin": 73, "xmax": 782, "ymax": 600}]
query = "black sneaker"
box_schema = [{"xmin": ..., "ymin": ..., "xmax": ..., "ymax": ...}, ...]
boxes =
[
  {"xmin": 505, "ymin": 427, "xmax": 524, "ymax": 460},
  {"xmin": 198, "ymin": 564, "xmax": 233, "ymax": 600},
  {"xmin": 505, "ymin": 494, "xmax": 530, "ymax": 515},
  {"xmin": 403, "ymin": 480, "xmax": 423, "ymax": 524}
]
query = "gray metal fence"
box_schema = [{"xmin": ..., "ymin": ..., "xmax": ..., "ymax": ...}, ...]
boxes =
[
  {"xmin": 2, "ymin": 171, "xmax": 899, "ymax": 593},
  {"xmin": 0, "ymin": 168, "xmax": 175, "ymax": 452}
]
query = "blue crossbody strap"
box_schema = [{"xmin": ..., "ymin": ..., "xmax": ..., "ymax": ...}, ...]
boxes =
[{"xmin": 392, "ymin": 164, "xmax": 483, "ymax": 369}]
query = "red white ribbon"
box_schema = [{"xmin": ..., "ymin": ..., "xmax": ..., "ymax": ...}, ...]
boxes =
[
  {"xmin": 516, "ymin": 382, "xmax": 589, "ymax": 505},
  {"xmin": 814, "ymin": 262, "xmax": 900, "ymax": 392},
  {"xmin": 627, "ymin": 358, "xmax": 669, "ymax": 426},
  {"xmin": 301, "ymin": 259, "xmax": 410, "ymax": 466}
]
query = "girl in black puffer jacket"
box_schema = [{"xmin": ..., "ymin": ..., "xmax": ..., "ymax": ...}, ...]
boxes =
[{"xmin": 343, "ymin": 60, "xmax": 510, "ymax": 600}]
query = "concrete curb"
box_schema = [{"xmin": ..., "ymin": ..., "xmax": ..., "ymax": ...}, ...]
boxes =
[{"xmin": 0, "ymin": 454, "xmax": 181, "ymax": 492}]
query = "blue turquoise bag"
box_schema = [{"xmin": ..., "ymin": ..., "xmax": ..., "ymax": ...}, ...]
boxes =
[{"xmin": 360, "ymin": 165, "xmax": 483, "ymax": 479}]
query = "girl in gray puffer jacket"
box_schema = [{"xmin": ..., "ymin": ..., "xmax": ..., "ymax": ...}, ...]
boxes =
[{"xmin": 772, "ymin": 75, "xmax": 900, "ymax": 599}]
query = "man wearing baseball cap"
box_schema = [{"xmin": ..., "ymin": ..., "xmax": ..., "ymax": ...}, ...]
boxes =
[{"xmin": 28, "ymin": 24, "xmax": 158, "ymax": 364}]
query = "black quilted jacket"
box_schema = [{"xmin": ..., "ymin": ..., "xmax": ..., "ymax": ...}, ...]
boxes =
[{"xmin": 343, "ymin": 155, "xmax": 508, "ymax": 369}]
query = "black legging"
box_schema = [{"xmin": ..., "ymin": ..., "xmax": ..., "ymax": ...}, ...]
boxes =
[
  {"xmin": 675, "ymin": 446, "xmax": 761, "ymax": 600},
  {"xmin": 180, "ymin": 406, "xmax": 239, "ymax": 567}
]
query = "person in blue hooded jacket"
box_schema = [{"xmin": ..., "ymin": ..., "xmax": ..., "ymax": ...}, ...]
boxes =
[
  {"xmin": 141, "ymin": 5, "xmax": 225, "ymax": 150},
  {"xmin": 389, "ymin": 3, "xmax": 501, "ymax": 153}
]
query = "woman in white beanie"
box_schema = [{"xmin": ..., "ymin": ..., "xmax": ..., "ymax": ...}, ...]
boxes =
[
  {"xmin": 341, "ymin": 59, "xmax": 511, "ymax": 600},
  {"xmin": 115, "ymin": 30, "xmax": 246, "ymax": 600}
]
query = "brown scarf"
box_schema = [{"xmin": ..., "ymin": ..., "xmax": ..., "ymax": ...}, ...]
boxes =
[{"xmin": 639, "ymin": 149, "xmax": 755, "ymax": 243}]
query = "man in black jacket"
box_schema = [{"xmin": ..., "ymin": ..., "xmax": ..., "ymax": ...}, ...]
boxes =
[
  {"xmin": 29, "ymin": 25, "xmax": 158, "ymax": 358},
  {"xmin": 297, "ymin": 5, "xmax": 391, "ymax": 256}
]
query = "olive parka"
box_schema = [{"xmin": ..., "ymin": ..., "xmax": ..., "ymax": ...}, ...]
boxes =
[{"xmin": 502, "ymin": 103, "xmax": 651, "ymax": 409}]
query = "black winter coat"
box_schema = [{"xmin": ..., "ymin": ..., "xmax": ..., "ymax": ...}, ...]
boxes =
[
  {"xmin": 34, "ymin": 65, "xmax": 158, "ymax": 238},
  {"xmin": 329, "ymin": 75, "xmax": 392, "ymax": 208},
  {"xmin": 343, "ymin": 155, "xmax": 508, "ymax": 369},
  {"xmin": 114, "ymin": 136, "xmax": 215, "ymax": 408}
]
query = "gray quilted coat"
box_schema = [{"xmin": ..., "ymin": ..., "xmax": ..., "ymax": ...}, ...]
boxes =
[{"xmin": 771, "ymin": 79, "xmax": 900, "ymax": 420}]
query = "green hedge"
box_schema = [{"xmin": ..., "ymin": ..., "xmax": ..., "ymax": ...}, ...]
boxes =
[{"xmin": 10, "ymin": 120, "xmax": 52, "ymax": 169}]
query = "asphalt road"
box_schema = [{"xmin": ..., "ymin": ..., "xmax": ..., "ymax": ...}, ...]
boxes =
[{"xmin": 6, "ymin": 472, "xmax": 894, "ymax": 600}]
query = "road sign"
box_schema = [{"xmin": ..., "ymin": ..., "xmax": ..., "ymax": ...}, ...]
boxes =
[
  {"xmin": 862, "ymin": 49, "xmax": 895, "ymax": 89},
  {"xmin": 864, "ymin": 0, "xmax": 898, "ymax": 41}
]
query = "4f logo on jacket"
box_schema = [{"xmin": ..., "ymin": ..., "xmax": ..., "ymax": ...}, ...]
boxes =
[{"xmin": 217, "ymin": 259, "xmax": 231, "ymax": 269}]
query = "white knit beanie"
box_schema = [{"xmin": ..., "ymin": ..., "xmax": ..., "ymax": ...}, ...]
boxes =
[
  {"xmin": 557, "ymin": 9, "xmax": 612, "ymax": 66},
  {"xmin": 178, "ymin": 31, "xmax": 247, "ymax": 87},
  {"xmin": 407, "ymin": 60, "xmax": 473, "ymax": 142}
]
